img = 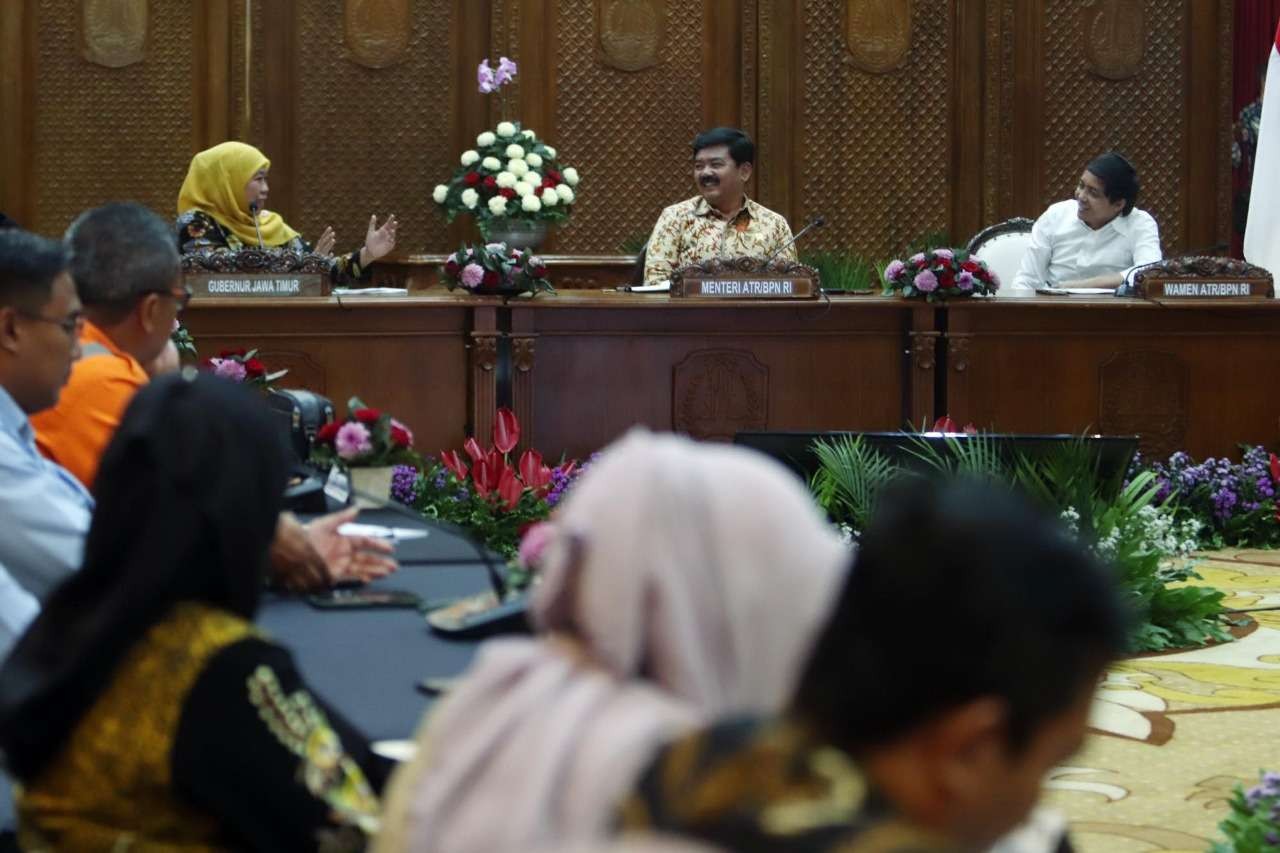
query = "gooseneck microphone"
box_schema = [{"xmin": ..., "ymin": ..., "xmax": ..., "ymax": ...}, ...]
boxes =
[
  {"xmin": 761, "ymin": 216, "xmax": 826, "ymax": 270},
  {"xmin": 249, "ymin": 201, "xmax": 265, "ymax": 248}
]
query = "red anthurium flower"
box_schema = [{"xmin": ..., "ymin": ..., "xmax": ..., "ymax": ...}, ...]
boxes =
[
  {"xmin": 484, "ymin": 450, "xmax": 506, "ymax": 491},
  {"xmin": 1270, "ymin": 452, "xmax": 1280, "ymax": 484},
  {"xmin": 463, "ymin": 437, "xmax": 486, "ymax": 464},
  {"xmin": 497, "ymin": 466, "xmax": 524, "ymax": 510},
  {"xmin": 353, "ymin": 407, "xmax": 382, "ymax": 424},
  {"xmin": 493, "ymin": 408, "xmax": 520, "ymax": 454},
  {"xmin": 961, "ymin": 260, "xmax": 979, "ymax": 273},
  {"xmin": 933, "ymin": 415, "xmax": 958, "ymax": 432},
  {"xmin": 518, "ymin": 449, "xmax": 551, "ymax": 490},
  {"xmin": 244, "ymin": 358, "xmax": 266, "ymax": 378},
  {"xmin": 440, "ymin": 450, "xmax": 468, "ymax": 480},
  {"xmin": 471, "ymin": 458, "xmax": 494, "ymax": 497},
  {"xmin": 315, "ymin": 422, "xmax": 341, "ymax": 445}
]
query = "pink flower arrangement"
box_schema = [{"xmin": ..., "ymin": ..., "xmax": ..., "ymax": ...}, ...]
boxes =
[
  {"xmin": 310, "ymin": 396, "xmax": 419, "ymax": 470},
  {"xmin": 442, "ymin": 242, "xmax": 554, "ymax": 296},
  {"xmin": 883, "ymin": 248, "xmax": 999, "ymax": 302}
]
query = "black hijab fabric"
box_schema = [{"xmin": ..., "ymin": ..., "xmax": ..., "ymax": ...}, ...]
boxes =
[{"xmin": 0, "ymin": 372, "xmax": 288, "ymax": 779}]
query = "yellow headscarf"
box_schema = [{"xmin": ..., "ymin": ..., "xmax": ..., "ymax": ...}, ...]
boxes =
[{"xmin": 177, "ymin": 141, "xmax": 300, "ymax": 247}]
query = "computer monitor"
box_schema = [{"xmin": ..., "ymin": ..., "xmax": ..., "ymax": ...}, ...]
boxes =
[{"xmin": 734, "ymin": 431, "xmax": 1140, "ymax": 499}]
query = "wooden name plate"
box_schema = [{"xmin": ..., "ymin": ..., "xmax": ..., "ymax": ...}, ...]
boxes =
[
  {"xmin": 671, "ymin": 257, "xmax": 820, "ymax": 300},
  {"xmin": 182, "ymin": 248, "xmax": 332, "ymax": 297},
  {"xmin": 1134, "ymin": 257, "xmax": 1274, "ymax": 300},
  {"xmin": 186, "ymin": 273, "xmax": 328, "ymax": 298}
]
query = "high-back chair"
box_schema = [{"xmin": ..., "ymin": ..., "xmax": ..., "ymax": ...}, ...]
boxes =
[{"xmin": 966, "ymin": 218, "xmax": 1035, "ymax": 297}]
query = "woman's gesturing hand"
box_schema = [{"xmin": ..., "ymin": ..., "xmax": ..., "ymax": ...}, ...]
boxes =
[
  {"xmin": 359, "ymin": 214, "xmax": 398, "ymax": 267},
  {"xmin": 314, "ymin": 226, "xmax": 336, "ymax": 257}
]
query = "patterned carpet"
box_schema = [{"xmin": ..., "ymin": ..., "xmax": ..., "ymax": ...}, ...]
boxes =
[{"xmin": 1044, "ymin": 549, "xmax": 1280, "ymax": 852}]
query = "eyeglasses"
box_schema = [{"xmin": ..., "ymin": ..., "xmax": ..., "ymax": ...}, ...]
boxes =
[
  {"xmin": 15, "ymin": 309, "xmax": 85, "ymax": 338},
  {"xmin": 143, "ymin": 286, "xmax": 192, "ymax": 313}
]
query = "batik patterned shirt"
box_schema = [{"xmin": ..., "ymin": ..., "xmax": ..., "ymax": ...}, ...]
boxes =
[
  {"xmin": 643, "ymin": 196, "xmax": 796, "ymax": 284},
  {"xmin": 177, "ymin": 210, "xmax": 371, "ymax": 286},
  {"xmin": 620, "ymin": 716, "xmax": 958, "ymax": 853}
]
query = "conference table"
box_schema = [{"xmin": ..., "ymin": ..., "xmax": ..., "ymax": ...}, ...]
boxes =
[
  {"xmin": 181, "ymin": 257, "xmax": 1280, "ymax": 463},
  {"xmin": 258, "ymin": 509, "xmax": 498, "ymax": 741}
]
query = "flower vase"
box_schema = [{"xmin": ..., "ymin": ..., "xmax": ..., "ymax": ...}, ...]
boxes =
[
  {"xmin": 349, "ymin": 465, "xmax": 395, "ymax": 509},
  {"xmin": 480, "ymin": 218, "xmax": 549, "ymax": 251}
]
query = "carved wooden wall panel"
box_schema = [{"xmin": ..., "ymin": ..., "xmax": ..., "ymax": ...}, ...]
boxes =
[
  {"xmin": 33, "ymin": 0, "xmax": 193, "ymax": 235},
  {"xmin": 552, "ymin": 0, "xmax": 707, "ymax": 253},
  {"xmin": 292, "ymin": 0, "xmax": 453, "ymax": 253},
  {"xmin": 1040, "ymin": 0, "xmax": 1184, "ymax": 254},
  {"xmin": 797, "ymin": 0, "xmax": 950, "ymax": 257},
  {"xmin": 81, "ymin": 0, "xmax": 148, "ymax": 68}
]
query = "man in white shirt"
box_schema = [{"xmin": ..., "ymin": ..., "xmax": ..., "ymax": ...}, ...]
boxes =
[{"xmin": 1013, "ymin": 152, "xmax": 1162, "ymax": 290}]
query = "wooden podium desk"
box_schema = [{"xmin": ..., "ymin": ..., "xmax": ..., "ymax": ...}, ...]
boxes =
[
  {"xmin": 942, "ymin": 297, "xmax": 1280, "ymax": 460},
  {"xmin": 181, "ymin": 292, "xmax": 499, "ymax": 453},
  {"xmin": 506, "ymin": 291, "xmax": 925, "ymax": 459}
]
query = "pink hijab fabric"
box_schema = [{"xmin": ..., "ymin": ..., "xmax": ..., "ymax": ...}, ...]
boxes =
[{"xmin": 375, "ymin": 430, "xmax": 849, "ymax": 852}]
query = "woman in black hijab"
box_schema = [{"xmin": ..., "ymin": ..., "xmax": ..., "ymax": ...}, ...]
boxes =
[{"xmin": 0, "ymin": 373, "xmax": 388, "ymax": 850}]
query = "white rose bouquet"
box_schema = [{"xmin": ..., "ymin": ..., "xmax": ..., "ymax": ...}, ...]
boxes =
[{"xmin": 432, "ymin": 119, "xmax": 580, "ymax": 237}]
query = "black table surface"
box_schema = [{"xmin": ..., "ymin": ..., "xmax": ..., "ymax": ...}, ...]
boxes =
[{"xmin": 257, "ymin": 508, "xmax": 497, "ymax": 740}]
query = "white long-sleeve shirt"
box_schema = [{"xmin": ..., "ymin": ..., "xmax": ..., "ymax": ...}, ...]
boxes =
[{"xmin": 1012, "ymin": 199, "xmax": 1162, "ymax": 289}]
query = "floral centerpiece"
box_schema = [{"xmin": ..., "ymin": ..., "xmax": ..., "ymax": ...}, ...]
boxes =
[
  {"xmin": 310, "ymin": 397, "xmax": 418, "ymax": 506},
  {"xmin": 202, "ymin": 347, "xmax": 288, "ymax": 392},
  {"xmin": 883, "ymin": 248, "xmax": 999, "ymax": 301},
  {"xmin": 391, "ymin": 408, "xmax": 581, "ymax": 580},
  {"xmin": 431, "ymin": 57, "xmax": 580, "ymax": 246},
  {"xmin": 1211, "ymin": 770, "xmax": 1280, "ymax": 851},
  {"xmin": 442, "ymin": 242, "xmax": 553, "ymax": 296}
]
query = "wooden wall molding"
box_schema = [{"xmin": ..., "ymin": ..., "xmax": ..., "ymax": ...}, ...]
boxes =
[
  {"xmin": 192, "ymin": 0, "xmax": 232, "ymax": 151},
  {"xmin": 0, "ymin": 1, "xmax": 36, "ymax": 226}
]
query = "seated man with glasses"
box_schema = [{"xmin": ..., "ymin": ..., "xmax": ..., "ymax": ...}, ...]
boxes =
[
  {"xmin": 32, "ymin": 202, "xmax": 188, "ymax": 488},
  {"xmin": 0, "ymin": 228, "xmax": 94, "ymax": 601}
]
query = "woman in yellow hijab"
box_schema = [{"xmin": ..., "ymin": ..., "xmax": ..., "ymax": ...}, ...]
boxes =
[{"xmin": 176, "ymin": 141, "xmax": 397, "ymax": 284}]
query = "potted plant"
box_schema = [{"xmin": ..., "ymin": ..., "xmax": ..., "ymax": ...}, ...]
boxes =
[
  {"xmin": 310, "ymin": 397, "xmax": 417, "ymax": 507},
  {"xmin": 431, "ymin": 58, "xmax": 580, "ymax": 248},
  {"xmin": 882, "ymin": 248, "xmax": 999, "ymax": 301}
]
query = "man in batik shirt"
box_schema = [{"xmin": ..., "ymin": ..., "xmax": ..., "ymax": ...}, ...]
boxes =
[{"xmin": 642, "ymin": 127, "xmax": 795, "ymax": 285}]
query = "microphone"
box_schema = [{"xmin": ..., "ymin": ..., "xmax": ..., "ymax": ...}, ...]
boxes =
[
  {"xmin": 761, "ymin": 216, "xmax": 825, "ymax": 270},
  {"xmin": 1116, "ymin": 243, "xmax": 1231, "ymax": 297},
  {"xmin": 249, "ymin": 201, "xmax": 264, "ymax": 248}
]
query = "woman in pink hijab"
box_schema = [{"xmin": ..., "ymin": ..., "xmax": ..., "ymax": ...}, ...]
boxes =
[{"xmin": 375, "ymin": 429, "xmax": 850, "ymax": 852}]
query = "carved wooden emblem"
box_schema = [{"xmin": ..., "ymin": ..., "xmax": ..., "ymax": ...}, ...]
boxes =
[
  {"xmin": 1098, "ymin": 351, "xmax": 1187, "ymax": 460},
  {"xmin": 597, "ymin": 0, "xmax": 665, "ymax": 72},
  {"xmin": 82, "ymin": 0, "xmax": 148, "ymax": 68},
  {"xmin": 673, "ymin": 349, "xmax": 768, "ymax": 441},
  {"xmin": 344, "ymin": 0, "xmax": 411, "ymax": 70},
  {"xmin": 1082, "ymin": 0, "xmax": 1145, "ymax": 81},
  {"xmin": 844, "ymin": 0, "xmax": 912, "ymax": 74}
]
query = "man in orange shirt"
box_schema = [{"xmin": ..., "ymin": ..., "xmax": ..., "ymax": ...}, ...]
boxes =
[{"xmin": 33, "ymin": 202, "xmax": 394, "ymax": 589}]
